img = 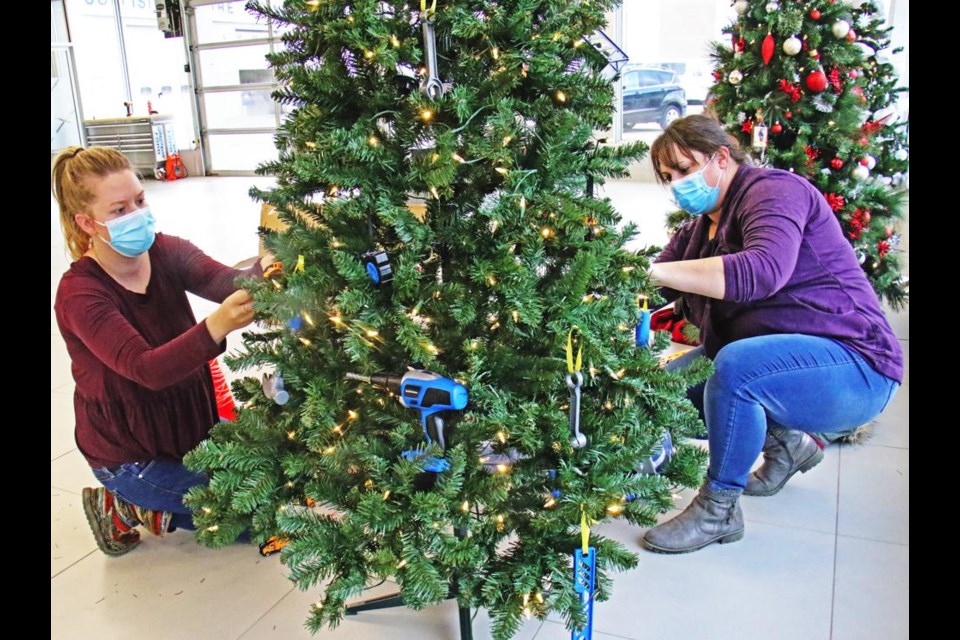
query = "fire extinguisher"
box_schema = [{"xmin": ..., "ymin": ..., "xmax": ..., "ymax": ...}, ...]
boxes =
[{"xmin": 164, "ymin": 153, "xmax": 187, "ymax": 181}]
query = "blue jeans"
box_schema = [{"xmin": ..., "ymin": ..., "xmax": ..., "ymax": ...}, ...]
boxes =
[
  {"xmin": 665, "ymin": 335, "xmax": 900, "ymax": 492},
  {"xmin": 92, "ymin": 459, "xmax": 208, "ymax": 531}
]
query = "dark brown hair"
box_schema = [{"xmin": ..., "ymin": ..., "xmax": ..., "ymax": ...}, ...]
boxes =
[
  {"xmin": 650, "ymin": 114, "xmax": 748, "ymax": 185},
  {"xmin": 51, "ymin": 146, "xmax": 133, "ymax": 260}
]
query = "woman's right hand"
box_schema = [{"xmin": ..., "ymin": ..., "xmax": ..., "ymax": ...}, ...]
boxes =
[{"xmin": 206, "ymin": 289, "xmax": 255, "ymax": 343}]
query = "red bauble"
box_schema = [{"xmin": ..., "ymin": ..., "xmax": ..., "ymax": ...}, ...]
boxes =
[
  {"xmin": 830, "ymin": 158, "xmax": 844, "ymax": 169},
  {"xmin": 771, "ymin": 122, "xmax": 783, "ymax": 133},
  {"xmin": 849, "ymin": 70, "xmax": 858, "ymax": 79},
  {"xmin": 736, "ymin": 35, "xmax": 746, "ymax": 52},
  {"xmin": 805, "ymin": 69, "xmax": 828, "ymax": 92},
  {"xmin": 785, "ymin": 111, "xmax": 792, "ymax": 119},
  {"xmin": 846, "ymin": 30, "xmax": 856, "ymax": 42},
  {"xmin": 810, "ymin": 8, "xmax": 821, "ymax": 19},
  {"xmin": 762, "ymin": 33, "xmax": 775, "ymax": 65},
  {"xmin": 860, "ymin": 158, "xmax": 869, "ymax": 166}
]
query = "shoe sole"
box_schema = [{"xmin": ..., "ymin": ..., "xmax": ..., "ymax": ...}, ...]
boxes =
[
  {"xmin": 743, "ymin": 447, "xmax": 825, "ymax": 497},
  {"xmin": 642, "ymin": 529, "xmax": 745, "ymax": 554},
  {"xmin": 82, "ymin": 488, "xmax": 141, "ymax": 557}
]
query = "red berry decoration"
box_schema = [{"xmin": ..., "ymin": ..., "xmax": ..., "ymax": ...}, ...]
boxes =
[
  {"xmin": 810, "ymin": 8, "xmax": 821, "ymax": 19},
  {"xmin": 805, "ymin": 69, "xmax": 828, "ymax": 92},
  {"xmin": 771, "ymin": 122, "xmax": 783, "ymax": 133},
  {"xmin": 830, "ymin": 158, "xmax": 844, "ymax": 169}
]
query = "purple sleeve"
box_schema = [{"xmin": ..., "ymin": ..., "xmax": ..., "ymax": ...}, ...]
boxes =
[
  {"xmin": 721, "ymin": 182, "xmax": 806, "ymax": 302},
  {"xmin": 59, "ymin": 286, "xmax": 223, "ymax": 391},
  {"xmin": 169, "ymin": 236, "xmax": 264, "ymax": 302},
  {"xmin": 654, "ymin": 222, "xmax": 694, "ymax": 303}
]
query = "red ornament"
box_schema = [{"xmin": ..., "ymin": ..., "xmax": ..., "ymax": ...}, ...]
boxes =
[
  {"xmin": 877, "ymin": 240, "xmax": 890, "ymax": 259},
  {"xmin": 785, "ymin": 111, "xmax": 792, "ymax": 119},
  {"xmin": 885, "ymin": 225, "xmax": 893, "ymax": 237},
  {"xmin": 736, "ymin": 35, "xmax": 746, "ymax": 52},
  {"xmin": 742, "ymin": 119, "xmax": 754, "ymax": 134},
  {"xmin": 860, "ymin": 158, "xmax": 869, "ymax": 166},
  {"xmin": 847, "ymin": 30, "xmax": 856, "ymax": 42},
  {"xmin": 848, "ymin": 70, "xmax": 858, "ymax": 79},
  {"xmin": 762, "ymin": 33, "xmax": 775, "ymax": 65},
  {"xmin": 805, "ymin": 69, "xmax": 828, "ymax": 93},
  {"xmin": 810, "ymin": 8, "xmax": 821, "ymax": 20},
  {"xmin": 860, "ymin": 136, "xmax": 869, "ymax": 146},
  {"xmin": 830, "ymin": 157, "xmax": 844, "ymax": 169},
  {"xmin": 771, "ymin": 122, "xmax": 783, "ymax": 134},
  {"xmin": 713, "ymin": 69, "xmax": 723, "ymax": 81}
]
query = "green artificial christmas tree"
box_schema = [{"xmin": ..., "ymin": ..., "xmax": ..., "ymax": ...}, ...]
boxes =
[
  {"xmin": 705, "ymin": 0, "xmax": 909, "ymax": 308},
  {"xmin": 184, "ymin": 1, "xmax": 709, "ymax": 638}
]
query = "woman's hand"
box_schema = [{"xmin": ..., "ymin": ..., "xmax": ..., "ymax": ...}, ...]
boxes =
[{"xmin": 206, "ymin": 288, "xmax": 255, "ymax": 343}]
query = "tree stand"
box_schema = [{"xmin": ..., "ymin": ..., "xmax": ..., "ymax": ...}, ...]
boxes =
[{"xmin": 345, "ymin": 527, "xmax": 474, "ymax": 640}]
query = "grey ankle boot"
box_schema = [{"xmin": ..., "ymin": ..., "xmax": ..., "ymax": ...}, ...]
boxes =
[
  {"xmin": 744, "ymin": 428, "xmax": 824, "ymax": 497},
  {"xmin": 642, "ymin": 484, "xmax": 744, "ymax": 554}
]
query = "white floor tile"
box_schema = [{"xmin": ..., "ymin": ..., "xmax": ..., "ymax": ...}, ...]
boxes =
[
  {"xmin": 52, "ymin": 487, "xmax": 99, "ymax": 577},
  {"xmin": 52, "ymin": 389, "xmax": 76, "ymax": 460},
  {"xmin": 832, "ymin": 536, "xmax": 909, "ymax": 640},
  {"xmin": 556, "ymin": 521, "xmax": 836, "ymax": 640},
  {"xmin": 240, "ymin": 583, "xmax": 542, "ymax": 640},
  {"xmin": 742, "ymin": 445, "xmax": 840, "ymax": 535},
  {"xmin": 52, "ymin": 448, "xmax": 99, "ymax": 494},
  {"xmin": 837, "ymin": 444, "xmax": 909, "ymax": 546},
  {"xmin": 51, "ymin": 536, "xmax": 294, "ymax": 640}
]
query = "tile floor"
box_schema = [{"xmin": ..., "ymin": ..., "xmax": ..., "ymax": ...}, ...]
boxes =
[{"xmin": 51, "ymin": 162, "xmax": 909, "ymax": 640}]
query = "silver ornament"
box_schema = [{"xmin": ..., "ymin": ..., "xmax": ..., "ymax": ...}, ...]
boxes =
[
  {"xmin": 728, "ymin": 69, "xmax": 743, "ymax": 85},
  {"xmin": 851, "ymin": 165, "xmax": 870, "ymax": 181},
  {"xmin": 832, "ymin": 20, "xmax": 850, "ymax": 38},
  {"xmin": 782, "ymin": 36, "xmax": 802, "ymax": 56},
  {"xmin": 864, "ymin": 155, "xmax": 877, "ymax": 170},
  {"xmin": 894, "ymin": 148, "xmax": 908, "ymax": 161},
  {"xmin": 766, "ymin": 2, "xmax": 779, "ymax": 12},
  {"xmin": 856, "ymin": 250, "xmax": 866, "ymax": 264},
  {"xmin": 734, "ymin": 0, "xmax": 750, "ymax": 15}
]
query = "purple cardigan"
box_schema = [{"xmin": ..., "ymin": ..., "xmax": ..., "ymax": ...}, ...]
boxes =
[
  {"xmin": 55, "ymin": 234, "xmax": 262, "ymax": 469},
  {"xmin": 657, "ymin": 164, "xmax": 903, "ymax": 383}
]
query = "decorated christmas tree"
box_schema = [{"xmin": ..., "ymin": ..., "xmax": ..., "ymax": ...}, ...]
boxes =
[
  {"xmin": 183, "ymin": 1, "xmax": 708, "ymax": 638},
  {"xmin": 705, "ymin": 0, "xmax": 909, "ymax": 308}
]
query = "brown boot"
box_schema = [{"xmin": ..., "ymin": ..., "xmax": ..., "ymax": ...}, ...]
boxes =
[
  {"xmin": 642, "ymin": 484, "xmax": 744, "ymax": 554},
  {"xmin": 82, "ymin": 487, "xmax": 141, "ymax": 557},
  {"xmin": 744, "ymin": 428, "xmax": 824, "ymax": 497}
]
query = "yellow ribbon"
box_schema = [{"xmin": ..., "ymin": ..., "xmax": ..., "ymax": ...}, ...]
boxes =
[
  {"xmin": 566, "ymin": 327, "xmax": 582, "ymax": 375},
  {"xmin": 580, "ymin": 508, "xmax": 590, "ymax": 554},
  {"xmin": 420, "ymin": 0, "xmax": 437, "ymax": 17}
]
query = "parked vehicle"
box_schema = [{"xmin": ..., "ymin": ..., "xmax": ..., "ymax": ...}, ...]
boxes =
[{"xmin": 621, "ymin": 65, "xmax": 687, "ymax": 130}]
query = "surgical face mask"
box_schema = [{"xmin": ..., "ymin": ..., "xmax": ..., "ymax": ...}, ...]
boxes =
[
  {"xmin": 670, "ymin": 153, "xmax": 723, "ymax": 216},
  {"xmin": 95, "ymin": 207, "xmax": 156, "ymax": 257}
]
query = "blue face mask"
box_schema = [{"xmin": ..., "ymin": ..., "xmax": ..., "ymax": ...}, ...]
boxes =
[
  {"xmin": 670, "ymin": 153, "xmax": 723, "ymax": 216},
  {"xmin": 96, "ymin": 207, "xmax": 156, "ymax": 257}
]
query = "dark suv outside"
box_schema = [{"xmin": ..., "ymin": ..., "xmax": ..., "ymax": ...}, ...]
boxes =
[{"xmin": 621, "ymin": 65, "xmax": 687, "ymax": 130}]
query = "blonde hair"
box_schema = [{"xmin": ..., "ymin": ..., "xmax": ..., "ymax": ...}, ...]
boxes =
[{"xmin": 51, "ymin": 146, "xmax": 133, "ymax": 260}]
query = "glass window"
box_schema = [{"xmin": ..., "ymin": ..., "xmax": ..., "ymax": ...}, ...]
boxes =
[
  {"xmin": 206, "ymin": 133, "xmax": 278, "ymax": 172},
  {"xmin": 64, "ymin": 0, "xmax": 128, "ymax": 121},
  {"xmin": 193, "ymin": 1, "xmax": 274, "ymax": 43}
]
